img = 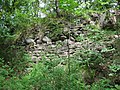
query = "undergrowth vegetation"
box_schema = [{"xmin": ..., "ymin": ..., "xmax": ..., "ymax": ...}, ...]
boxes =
[{"xmin": 0, "ymin": 55, "xmax": 119, "ymax": 90}]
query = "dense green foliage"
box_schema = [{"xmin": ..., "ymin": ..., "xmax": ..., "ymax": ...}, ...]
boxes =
[{"xmin": 0, "ymin": 0, "xmax": 120, "ymax": 90}]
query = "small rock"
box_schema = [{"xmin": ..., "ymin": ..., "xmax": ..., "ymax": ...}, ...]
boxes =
[
  {"xmin": 60, "ymin": 52, "xmax": 68, "ymax": 57},
  {"xmin": 76, "ymin": 31, "xmax": 81, "ymax": 34},
  {"xmin": 42, "ymin": 36, "xmax": 51, "ymax": 43},
  {"xmin": 70, "ymin": 37, "xmax": 75, "ymax": 41},
  {"xmin": 51, "ymin": 44, "xmax": 56, "ymax": 48},
  {"xmin": 60, "ymin": 46, "xmax": 68, "ymax": 51},
  {"xmin": 72, "ymin": 28, "xmax": 78, "ymax": 32},
  {"xmin": 63, "ymin": 27, "xmax": 69, "ymax": 33},
  {"xmin": 28, "ymin": 51, "xmax": 32, "ymax": 54},
  {"xmin": 69, "ymin": 44, "xmax": 75, "ymax": 49},
  {"xmin": 47, "ymin": 41, "xmax": 52, "ymax": 45},
  {"xmin": 36, "ymin": 39, "xmax": 42, "ymax": 44},
  {"xmin": 34, "ymin": 44, "xmax": 39, "ymax": 49},
  {"xmin": 31, "ymin": 56, "xmax": 38, "ymax": 61},
  {"xmin": 24, "ymin": 38, "xmax": 35, "ymax": 45},
  {"xmin": 74, "ymin": 32, "xmax": 79, "ymax": 36},
  {"xmin": 43, "ymin": 43, "xmax": 47, "ymax": 46},
  {"xmin": 114, "ymin": 35, "xmax": 119, "ymax": 39},
  {"xmin": 57, "ymin": 49, "xmax": 64, "ymax": 54},
  {"xmin": 69, "ymin": 49, "xmax": 75, "ymax": 54},
  {"xmin": 68, "ymin": 39, "xmax": 75, "ymax": 45},
  {"xmin": 75, "ymin": 25, "xmax": 83, "ymax": 29},
  {"xmin": 33, "ymin": 50, "xmax": 41, "ymax": 54},
  {"xmin": 90, "ymin": 21, "xmax": 95, "ymax": 25},
  {"xmin": 38, "ymin": 56, "xmax": 42, "ymax": 60},
  {"xmin": 75, "ymin": 42, "xmax": 82, "ymax": 48},
  {"xmin": 37, "ymin": 46, "xmax": 44, "ymax": 50},
  {"xmin": 52, "ymin": 42, "xmax": 56, "ymax": 44},
  {"xmin": 60, "ymin": 35, "xmax": 67, "ymax": 41},
  {"xmin": 56, "ymin": 40, "xmax": 62, "ymax": 44},
  {"xmin": 33, "ymin": 53, "xmax": 40, "ymax": 57},
  {"xmin": 63, "ymin": 39, "xmax": 75, "ymax": 45}
]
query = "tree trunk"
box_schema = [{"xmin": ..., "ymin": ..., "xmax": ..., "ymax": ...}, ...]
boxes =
[{"xmin": 55, "ymin": 0, "xmax": 60, "ymax": 17}]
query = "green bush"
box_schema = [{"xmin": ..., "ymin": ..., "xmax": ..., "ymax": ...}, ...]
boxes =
[{"xmin": 0, "ymin": 45, "xmax": 31, "ymax": 76}]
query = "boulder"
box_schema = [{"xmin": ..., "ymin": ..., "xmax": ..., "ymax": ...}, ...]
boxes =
[{"xmin": 24, "ymin": 38, "xmax": 35, "ymax": 45}]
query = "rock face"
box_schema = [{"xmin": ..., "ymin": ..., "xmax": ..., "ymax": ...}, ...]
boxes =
[{"xmin": 25, "ymin": 22, "xmax": 108, "ymax": 64}]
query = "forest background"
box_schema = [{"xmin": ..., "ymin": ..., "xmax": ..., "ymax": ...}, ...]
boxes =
[{"xmin": 0, "ymin": 0, "xmax": 120, "ymax": 90}]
